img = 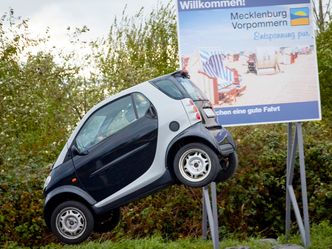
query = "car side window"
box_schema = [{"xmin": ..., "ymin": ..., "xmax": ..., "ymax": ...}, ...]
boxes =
[
  {"xmin": 133, "ymin": 93, "xmax": 151, "ymax": 118},
  {"xmin": 75, "ymin": 95, "xmax": 136, "ymax": 152}
]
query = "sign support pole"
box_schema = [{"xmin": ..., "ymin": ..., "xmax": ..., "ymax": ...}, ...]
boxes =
[
  {"xmin": 202, "ymin": 182, "xmax": 220, "ymax": 249},
  {"xmin": 202, "ymin": 123, "xmax": 311, "ymax": 248},
  {"xmin": 285, "ymin": 122, "xmax": 311, "ymax": 248}
]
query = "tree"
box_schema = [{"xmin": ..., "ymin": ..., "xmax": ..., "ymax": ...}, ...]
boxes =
[
  {"xmin": 316, "ymin": 21, "xmax": 332, "ymax": 117},
  {"xmin": 313, "ymin": 0, "xmax": 331, "ymax": 32},
  {"xmin": 92, "ymin": 3, "xmax": 178, "ymax": 94},
  {"xmin": 0, "ymin": 11, "xmax": 97, "ymax": 169}
]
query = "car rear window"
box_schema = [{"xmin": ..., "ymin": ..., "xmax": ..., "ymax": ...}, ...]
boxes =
[
  {"xmin": 175, "ymin": 77, "xmax": 208, "ymax": 101},
  {"xmin": 153, "ymin": 79, "xmax": 184, "ymax": 99}
]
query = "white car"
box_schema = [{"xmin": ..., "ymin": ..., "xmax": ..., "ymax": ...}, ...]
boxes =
[{"xmin": 43, "ymin": 71, "xmax": 238, "ymax": 244}]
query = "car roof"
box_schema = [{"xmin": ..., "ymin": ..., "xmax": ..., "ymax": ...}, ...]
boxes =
[
  {"xmin": 149, "ymin": 70, "xmax": 188, "ymax": 82},
  {"xmin": 89, "ymin": 70, "xmax": 187, "ymax": 114},
  {"xmin": 90, "ymin": 82, "xmax": 149, "ymax": 113}
]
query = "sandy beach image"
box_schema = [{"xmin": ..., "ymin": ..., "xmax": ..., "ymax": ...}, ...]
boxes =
[{"xmin": 183, "ymin": 46, "xmax": 320, "ymax": 108}]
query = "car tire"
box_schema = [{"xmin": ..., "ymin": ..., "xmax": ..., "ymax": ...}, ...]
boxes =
[
  {"xmin": 50, "ymin": 200, "xmax": 94, "ymax": 244},
  {"xmin": 215, "ymin": 152, "xmax": 238, "ymax": 182},
  {"xmin": 94, "ymin": 208, "xmax": 121, "ymax": 233},
  {"xmin": 173, "ymin": 143, "xmax": 219, "ymax": 188}
]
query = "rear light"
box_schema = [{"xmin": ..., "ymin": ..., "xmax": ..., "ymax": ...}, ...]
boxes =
[{"xmin": 184, "ymin": 99, "xmax": 201, "ymax": 122}]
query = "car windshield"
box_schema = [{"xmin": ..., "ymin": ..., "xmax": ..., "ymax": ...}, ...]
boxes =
[{"xmin": 175, "ymin": 77, "xmax": 208, "ymax": 101}]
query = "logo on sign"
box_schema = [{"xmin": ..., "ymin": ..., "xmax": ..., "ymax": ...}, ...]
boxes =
[{"xmin": 290, "ymin": 7, "xmax": 310, "ymax": 26}]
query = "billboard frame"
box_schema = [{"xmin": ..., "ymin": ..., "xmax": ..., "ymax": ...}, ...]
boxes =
[{"xmin": 174, "ymin": 1, "xmax": 318, "ymax": 247}]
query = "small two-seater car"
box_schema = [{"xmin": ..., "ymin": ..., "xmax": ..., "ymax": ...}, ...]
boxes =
[{"xmin": 43, "ymin": 71, "xmax": 238, "ymax": 244}]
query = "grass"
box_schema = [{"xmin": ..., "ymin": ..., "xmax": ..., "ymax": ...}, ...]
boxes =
[
  {"xmin": 5, "ymin": 221, "xmax": 332, "ymax": 249},
  {"xmin": 278, "ymin": 221, "xmax": 332, "ymax": 249}
]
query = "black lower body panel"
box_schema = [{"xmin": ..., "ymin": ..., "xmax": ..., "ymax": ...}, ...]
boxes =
[{"xmin": 92, "ymin": 170, "xmax": 174, "ymax": 215}]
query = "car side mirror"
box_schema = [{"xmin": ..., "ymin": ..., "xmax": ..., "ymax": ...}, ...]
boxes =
[{"xmin": 71, "ymin": 144, "xmax": 89, "ymax": 156}]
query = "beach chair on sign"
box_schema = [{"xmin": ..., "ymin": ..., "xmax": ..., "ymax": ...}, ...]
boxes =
[
  {"xmin": 198, "ymin": 50, "xmax": 246, "ymax": 104},
  {"xmin": 217, "ymin": 78, "xmax": 238, "ymax": 104}
]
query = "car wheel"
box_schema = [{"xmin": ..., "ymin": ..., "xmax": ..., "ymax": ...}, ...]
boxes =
[
  {"xmin": 50, "ymin": 200, "xmax": 94, "ymax": 244},
  {"xmin": 215, "ymin": 152, "xmax": 238, "ymax": 182},
  {"xmin": 173, "ymin": 143, "xmax": 219, "ymax": 188},
  {"xmin": 94, "ymin": 208, "xmax": 121, "ymax": 233}
]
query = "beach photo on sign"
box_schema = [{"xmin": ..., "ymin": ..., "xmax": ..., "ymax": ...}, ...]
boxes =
[{"xmin": 182, "ymin": 44, "xmax": 319, "ymax": 107}]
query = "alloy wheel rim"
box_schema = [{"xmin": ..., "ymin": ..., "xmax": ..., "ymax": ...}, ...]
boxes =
[
  {"xmin": 56, "ymin": 207, "xmax": 86, "ymax": 240},
  {"xmin": 179, "ymin": 148, "xmax": 211, "ymax": 182}
]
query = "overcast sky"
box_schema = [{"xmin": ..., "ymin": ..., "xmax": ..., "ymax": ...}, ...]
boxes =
[
  {"xmin": 0, "ymin": 0, "xmax": 170, "ymax": 51},
  {"xmin": 0, "ymin": 0, "xmax": 328, "ymax": 54}
]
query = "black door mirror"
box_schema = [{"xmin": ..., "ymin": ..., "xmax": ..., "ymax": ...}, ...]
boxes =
[{"xmin": 71, "ymin": 144, "xmax": 89, "ymax": 156}]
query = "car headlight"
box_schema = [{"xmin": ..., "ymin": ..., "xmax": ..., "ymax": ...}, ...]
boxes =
[{"xmin": 43, "ymin": 175, "xmax": 51, "ymax": 189}]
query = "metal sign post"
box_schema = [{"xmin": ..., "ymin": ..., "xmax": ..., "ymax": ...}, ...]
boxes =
[
  {"xmin": 201, "ymin": 122, "xmax": 311, "ymax": 248},
  {"xmin": 286, "ymin": 122, "xmax": 311, "ymax": 248},
  {"xmin": 202, "ymin": 182, "xmax": 220, "ymax": 249}
]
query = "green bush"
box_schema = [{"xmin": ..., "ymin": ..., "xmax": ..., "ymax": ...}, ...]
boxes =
[
  {"xmin": 0, "ymin": 168, "xmax": 49, "ymax": 247},
  {"xmin": 1, "ymin": 122, "xmax": 331, "ymax": 247}
]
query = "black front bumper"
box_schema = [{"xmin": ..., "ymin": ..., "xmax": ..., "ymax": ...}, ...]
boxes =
[{"xmin": 207, "ymin": 127, "xmax": 236, "ymax": 157}]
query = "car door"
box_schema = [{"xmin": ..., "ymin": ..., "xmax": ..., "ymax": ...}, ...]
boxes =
[{"xmin": 71, "ymin": 93, "xmax": 158, "ymax": 202}]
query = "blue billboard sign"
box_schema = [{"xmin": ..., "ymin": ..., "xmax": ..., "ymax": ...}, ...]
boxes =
[{"xmin": 176, "ymin": 0, "xmax": 321, "ymax": 126}]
